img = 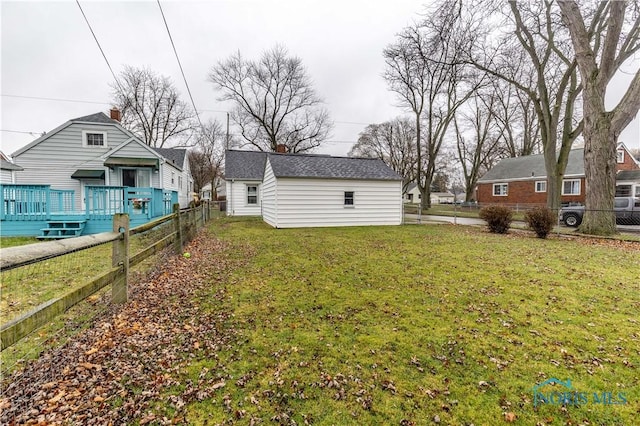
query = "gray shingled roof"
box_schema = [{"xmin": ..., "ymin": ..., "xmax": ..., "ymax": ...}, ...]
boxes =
[
  {"xmin": 70, "ymin": 112, "xmax": 117, "ymax": 124},
  {"xmin": 617, "ymin": 170, "xmax": 640, "ymax": 181},
  {"xmin": 153, "ymin": 148, "xmax": 187, "ymax": 170},
  {"xmin": 1, "ymin": 158, "xmax": 23, "ymax": 171},
  {"xmin": 225, "ymin": 150, "xmax": 267, "ymax": 180},
  {"xmin": 478, "ymin": 149, "xmax": 585, "ymax": 182},
  {"xmin": 267, "ymin": 153, "xmax": 402, "ymax": 181}
]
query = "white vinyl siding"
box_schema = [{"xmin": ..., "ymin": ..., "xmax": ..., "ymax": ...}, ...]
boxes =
[
  {"xmin": 1, "ymin": 169, "xmax": 14, "ymax": 183},
  {"xmin": 262, "ymin": 160, "xmax": 277, "ymax": 226},
  {"xmin": 493, "ymin": 183, "xmax": 508, "ymax": 196},
  {"xmin": 226, "ymin": 180, "xmax": 262, "ymax": 216},
  {"xmin": 562, "ymin": 179, "xmax": 581, "ymax": 195},
  {"xmin": 262, "ymin": 160, "xmax": 401, "ymax": 228},
  {"xmin": 82, "ymin": 130, "xmax": 107, "ymax": 147}
]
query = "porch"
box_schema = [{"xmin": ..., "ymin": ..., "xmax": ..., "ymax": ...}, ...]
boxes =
[{"xmin": 1, "ymin": 184, "xmax": 178, "ymax": 237}]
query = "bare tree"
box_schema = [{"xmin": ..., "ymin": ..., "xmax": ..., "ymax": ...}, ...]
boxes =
[
  {"xmin": 455, "ymin": 89, "xmax": 505, "ymax": 202},
  {"xmin": 489, "ymin": 77, "xmax": 541, "ymax": 157},
  {"xmin": 558, "ymin": 0, "xmax": 640, "ymax": 235},
  {"xmin": 209, "ymin": 45, "xmax": 332, "ymax": 153},
  {"xmin": 111, "ymin": 66, "xmax": 195, "ymax": 148},
  {"xmin": 465, "ymin": 1, "xmax": 589, "ymax": 211},
  {"xmin": 189, "ymin": 120, "xmax": 226, "ymax": 198},
  {"xmin": 384, "ymin": 1, "xmax": 480, "ymax": 209},
  {"xmin": 348, "ymin": 117, "xmax": 417, "ymax": 192}
]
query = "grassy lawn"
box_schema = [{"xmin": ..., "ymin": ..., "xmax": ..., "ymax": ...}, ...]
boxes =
[
  {"xmin": 181, "ymin": 219, "xmax": 640, "ymax": 424},
  {"xmin": 0, "ymin": 236, "xmax": 40, "ymax": 248}
]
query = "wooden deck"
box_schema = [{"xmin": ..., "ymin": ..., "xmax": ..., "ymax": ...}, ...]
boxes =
[{"xmin": 1, "ymin": 184, "xmax": 178, "ymax": 237}]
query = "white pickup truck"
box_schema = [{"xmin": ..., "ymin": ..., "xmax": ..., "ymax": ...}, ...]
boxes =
[{"xmin": 560, "ymin": 197, "xmax": 640, "ymax": 227}]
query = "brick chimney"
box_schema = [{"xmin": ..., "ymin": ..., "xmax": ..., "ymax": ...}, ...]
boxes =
[
  {"xmin": 110, "ymin": 108, "xmax": 122, "ymax": 122},
  {"xmin": 276, "ymin": 144, "xmax": 287, "ymax": 153}
]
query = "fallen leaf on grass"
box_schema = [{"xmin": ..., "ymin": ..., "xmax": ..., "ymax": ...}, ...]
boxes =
[{"xmin": 504, "ymin": 412, "xmax": 516, "ymax": 422}]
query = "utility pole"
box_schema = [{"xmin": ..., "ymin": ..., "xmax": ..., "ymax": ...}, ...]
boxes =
[{"xmin": 226, "ymin": 112, "xmax": 230, "ymax": 150}]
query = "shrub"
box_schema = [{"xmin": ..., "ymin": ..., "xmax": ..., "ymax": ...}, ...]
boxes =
[
  {"xmin": 479, "ymin": 205, "xmax": 513, "ymax": 234},
  {"xmin": 524, "ymin": 206, "xmax": 556, "ymax": 239}
]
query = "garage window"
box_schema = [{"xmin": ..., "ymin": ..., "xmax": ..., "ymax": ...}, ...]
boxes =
[
  {"xmin": 344, "ymin": 191, "xmax": 354, "ymax": 206},
  {"xmin": 247, "ymin": 185, "xmax": 258, "ymax": 205}
]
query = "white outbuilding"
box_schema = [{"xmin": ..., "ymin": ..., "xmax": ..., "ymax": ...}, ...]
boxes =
[{"xmin": 224, "ymin": 150, "xmax": 403, "ymax": 227}]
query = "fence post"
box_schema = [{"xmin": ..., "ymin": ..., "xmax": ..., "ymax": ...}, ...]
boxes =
[
  {"xmin": 112, "ymin": 213, "xmax": 129, "ymax": 304},
  {"xmin": 173, "ymin": 203, "xmax": 182, "ymax": 254}
]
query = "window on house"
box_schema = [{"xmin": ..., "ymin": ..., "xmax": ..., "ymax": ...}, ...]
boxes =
[
  {"xmin": 562, "ymin": 179, "xmax": 581, "ymax": 195},
  {"xmin": 344, "ymin": 191, "xmax": 354, "ymax": 206},
  {"xmin": 171, "ymin": 172, "xmax": 175, "ymax": 185},
  {"xmin": 247, "ymin": 185, "xmax": 258, "ymax": 205},
  {"xmin": 636, "ymin": 187, "xmax": 640, "ymax": 197},
  {"xmin": 83, "ymin": 131, "xmax": 107, "ymax": 147},
  {"xmin": 617, "ymin": 149, "xmax": 624, "ymax": 163},
  {"xmin": 178, "ymin": 176, "xmax": 183, "ymax": 191},
  {"xmin": 535, "ymin": 181, "xmax": 547, "ymax": 193},
  {"xmin": 493, "ymin": 183, "xmax": 508, "ymax": 196},
  {"xmin": 616, "ymin": 185, "xmax": 632, "ymax": 197},
  {"xmin": 407, "ymin": 193, "xmax": 413, "ymax": 202}
]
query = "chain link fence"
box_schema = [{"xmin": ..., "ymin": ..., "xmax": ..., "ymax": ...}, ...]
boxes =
[{"xmin": 0, "ymin": 201, "xmax": 224, "ymax": 419}]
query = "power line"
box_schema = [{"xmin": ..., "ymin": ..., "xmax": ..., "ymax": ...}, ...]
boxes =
[
  {"xmin": 2, "ymin": 94, "xmax": 109, "ymax": 105},
  {"xmin": 75, "ymin": 0, "xmax": 124, "ymax": 94},
  {"xmin": 2, "ymin": 94, "xmax": 373, "ymax": 128},
  {"xmin": 156, "ymin": 0, "xmax": 204, "ymax": 130},
  {"xmin": 1, "ymin": 129, "xmax": 40, "ymax": 136}
]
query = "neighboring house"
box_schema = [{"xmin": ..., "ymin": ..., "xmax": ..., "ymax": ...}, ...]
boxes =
[
  {"xmin": 10, "ymin": 111, "xmax": 192, "ymax": 209},
  {"xmin": 1, "ymin": 110, "xmax": 192, "ymax": 237},
  {"xmin": 403, "ymin": 183, "xmax": 454, "ymax": 204},
  {"xmin": 201, "ymin": 178, "xmax": 225, "ymax": 201},
  {"xmin": 404, "ymin": 183, "xmax": 421, "ymax": 203},
  {"xmin": 153, "ymin": 147, "xmax": 193, "ymax": 207},
  {"xmin": 431, "ymin": 192, "xmax": 455, "ymax": 204},
  {"xmin": 225, "ymin": 150, "xmax": 403, "ymax": 227},
  {"xmin": 615, "ymin": 170, "xmax": 640, "ymax": 197},
  {"xmin": 225, "ymin": 150, "xmax": 267, "ymax": 216},
  {"xmin": 476, "ymin": 143, "xmax": 640, "ymax": 205},
  {"xmin": 0, "ymin": 151, "xmax": 23, "ymax": 183}
]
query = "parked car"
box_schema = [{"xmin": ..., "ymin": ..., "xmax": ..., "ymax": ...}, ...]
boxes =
[{"xmin": 560, "ymin": 197, "xmax": 640, "ymax": 227}]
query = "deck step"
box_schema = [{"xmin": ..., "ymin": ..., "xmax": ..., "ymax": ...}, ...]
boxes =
[{"xmin": 37, "ymin": 220, "xmax": 87, "ymax": 240}]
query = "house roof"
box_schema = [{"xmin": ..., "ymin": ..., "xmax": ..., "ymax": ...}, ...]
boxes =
[
  {"xmin": 70, "ymin": 112, "xmax": 117, "ymax": 124},
  {"xmin": 478, "ymin": 149, "xmax": 586, "ymax": 183},
  {"xmin": 617, "ymin": 170, "xmax": 640, "ymax": 181},
  {"xmin": 267, "ymin": 152, "xmax": 403, "ymax": 181},
  {"xmin": 1, "ymin": 158, "xmax": 23, "ymax": 171},
  {"xmin": 153, "ymin": 148, "xmax": 187, "ymax": 168},
  {"xmin": 225, "ymin": 150, "xmax": 268, "ymax": 180}
]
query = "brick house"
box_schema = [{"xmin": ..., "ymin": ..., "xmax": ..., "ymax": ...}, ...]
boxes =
[{"xmin": 476, "ymin": 143, "xmax": 640, "ymax": 205}]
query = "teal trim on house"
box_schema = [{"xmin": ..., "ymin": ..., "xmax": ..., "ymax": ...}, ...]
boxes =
[{"xmin": 1, "ymin": 184, "xmax": 177, "ymax": 237}]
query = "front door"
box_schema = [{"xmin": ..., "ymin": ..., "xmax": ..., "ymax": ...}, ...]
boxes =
[{"xmin": 122, "ymin": 169, "xmax": 137, "ymax": 187}]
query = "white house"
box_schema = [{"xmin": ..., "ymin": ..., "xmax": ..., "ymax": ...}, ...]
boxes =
[
  {"xmin": 1, "ymin": 151, "xmax": 22, "ymax": 184},
  {"xmin": 153, "ymin": 147, "xmax": 193, "ymax": 207},
  {"xmin": 225, "ymin": 150, "xmax": 403, "ymax": 227},
  {"xmin": 10, "ymin": 110, "xmax": 193, "ymax": 209},
  {"xmin": 404, "ymin": 183, "xmax": 455, "ymax": 204},
  {"xmin": 225, "ymin": 150, "xmax": 267, "ymax": 216}
]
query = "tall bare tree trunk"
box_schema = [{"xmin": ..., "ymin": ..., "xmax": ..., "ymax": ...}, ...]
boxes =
[{"xmin": 579, "ymin": 93, "xmax": 617, "ymax": 234}]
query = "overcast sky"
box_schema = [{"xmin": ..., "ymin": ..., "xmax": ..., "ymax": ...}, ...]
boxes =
[{"xmin": 1, "ymin": 0, "xmax": 638, "ymax": 158}]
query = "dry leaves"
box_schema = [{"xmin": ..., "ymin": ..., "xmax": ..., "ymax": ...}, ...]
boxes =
[{"xmin": 0, "ymin": 231, "xmax": 251, "ymax": 424}]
